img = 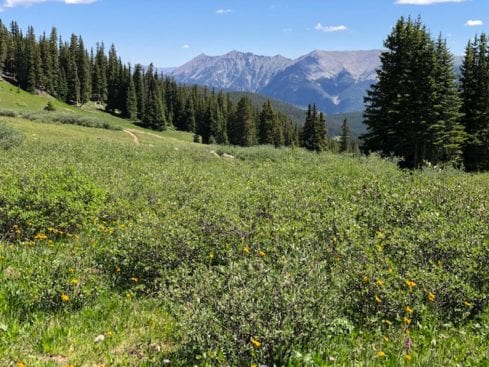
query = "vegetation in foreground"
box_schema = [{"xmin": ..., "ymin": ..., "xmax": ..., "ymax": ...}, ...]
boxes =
[{"xmin": 0, "ymin": 113, "xmax": 488, "ymax": 366}]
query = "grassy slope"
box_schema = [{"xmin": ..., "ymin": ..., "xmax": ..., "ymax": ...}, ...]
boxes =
[
  {"xmin": 0, "ymin": 84, "xmax": 488, "ymax": 366},
  {"xmin": 0, "ymin": 80, "xmax": 194, "ymax": 143}
]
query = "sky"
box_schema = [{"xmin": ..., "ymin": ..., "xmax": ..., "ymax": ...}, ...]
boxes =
[{"xmin": 0, "ymin": 0, "xmax": 487, "ymax": 67}]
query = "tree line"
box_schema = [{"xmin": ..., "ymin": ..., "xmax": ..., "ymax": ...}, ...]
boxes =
[
  {"xmin": 0, "ymin": 20, "xmax": 305, "ymax": 148},
  {"xmin": 363, "ymin": 17, "xmax": 489, "ymax": 171},
  {"xmin": 0, "ymin": 19, "xmax": 364, "ymax": 154}
]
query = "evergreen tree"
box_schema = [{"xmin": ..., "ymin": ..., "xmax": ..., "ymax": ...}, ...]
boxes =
[
  {"xmin": 460, "ymin": 34, "xmax": 489, "ymax": 171},
  {"xmin": 302, "ymin": 104, "xmax": 326, "ymax": 151},
  {"xmin": 340, "ymin": 118, "xmax": 350, "ymax": 153},
  {"xmin": 0, "ymin": 21, "xmax": 9, "ymax": 73},
  {"xmin": 428, "ymin": 36, "xmax": 465, "ymax": 165},
  {"xmin": 49, "ymin": 28, "xmax": 60, "ymax": 96},
  {"xmin": 24, "ymin": 26, "xmax": 39, "ymax": 93},
  {"xmin": 125, "ymin": 68, "xmax": 137, "ymax": 119},
  {"xmin": 92, "ymin": 43, "xmax": 107, "ymax": 103},
  {"xmin": 66, "ymin": 34, "xmax": 80, "ymax": 104},
  {"xmin": 106, "ymin": 44, "xmax": 120, "ymax": 112},
  {"xmin": 39, "ymin": 33, "xmax": 53, "ymax": 92},
  {"xmin": 363, "ymin": 17, "xmax": 465, "ymax": 168},
  {"xmin": 133, "ymin": 64, "xmax": 145, "ymax": 120},
  {"xmin": 233, "ymin": 96, "xmax": 256, "ymax": 146},
  {"xmin": 77, "ymin": 36, "xmax": 92, "ymax": 104},
  {"xmin": 143, "ymin": 68, "xmax": 166, "ymax": 130},
  {"xmin": 258, "ymin": 100, "xmax": 277, "ymax": 145}
]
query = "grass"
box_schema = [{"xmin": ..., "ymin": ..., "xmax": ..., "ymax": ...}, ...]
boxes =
[{"xmin": 0, "ymin": 82, "xmax": 488, "ymax": 366}]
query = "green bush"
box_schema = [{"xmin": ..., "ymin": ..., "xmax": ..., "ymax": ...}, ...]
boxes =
[
  {"xmin": 0, "ymin": 123, "xmax": 24, "ymax": 150},
  {"xmin": 44, "ymin": 101, "xmax": 56, "ymax": 111},
  {"xmin": 0, "ymin": 167, "xmax": 106, "ymax": 242}
]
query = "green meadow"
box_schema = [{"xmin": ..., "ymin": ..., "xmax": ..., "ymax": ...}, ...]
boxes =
[{"xmin": 0, "ymin": 82, "xmax": 488, "ymax": 366}]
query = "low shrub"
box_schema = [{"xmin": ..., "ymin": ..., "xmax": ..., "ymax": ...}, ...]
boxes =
[
  {"xmin": 0, "ymin": 123, "xmax": 24, "ymax": 150},
  {"xmin": 0, "ymin": 167, "xmax": 106, "ymax": 242}
]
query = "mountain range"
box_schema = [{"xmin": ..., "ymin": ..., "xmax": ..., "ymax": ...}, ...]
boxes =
[
  {"xmin": 169, "ymin": 50, "xmax": 382, "ymax": 114},
  {"xmin": 168, "ymin": 50, "xmax": 464, "ymax": 116}
]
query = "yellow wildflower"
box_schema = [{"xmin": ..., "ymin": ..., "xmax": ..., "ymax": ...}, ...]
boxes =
[
  {"xmin": 34, "ymin": 233, "xmax": 48, "ymax": 241},
  {"xmin": 251, "ymin": 365, "xmax": 257, "ymax": 367},
  {"xmin": 70, "ymin": 278, "xmax": 79, "ymax": 285},
  {"xmin": 250, "ymin": 337, "xmax": 262, "ymax": 348},
  {"xmin": 405, "ymin": 280, "xmax": 416, "ymax": 289},
  {"xmin": 130, "ymin": 277, "xmax": 138, "ymax": 283},
  {"xmin": 61, "ymin": 294, "xmax": 70, "ymax": 302},
  {"xmin": 405, "ymin": 354, "xmax": 412, "ymax": 362},
  {"xmin": 106, "ymin": 331, "xmax": 113, "ymax": 337},
  {"xmin": 405, "ymin": 306, "xmax": 414, "ymax": 314},
  {"xmin": 375, "ymin": 295, "xmax": 382, "ymax": 304},
  {"xmin": 258, "ymin": 251, "xmax": 266, "ymax": 257},
  {"xmin": 387, "ymin": 267, "xmax": 393, "ymax": 273},
  {"xmin": 428, "ymin": 292, "xmax": 436, "ymax": 302},
  {"xmin": 403, "ymin": 317, "xmax": 411, "ymax": 325},
  {"xmin": 377, "ymin": 351, "xmax": 386, "ymax": 358},
  {"xmin": 376, "ymin": 279, "xmax": 384, "ymax": 287},
  {"xmin": 243, "ymin": 246, "xmax": 250, "ymax": 254},
  {"xmin": 16, "ymin": 362, "xmax": 25, "ymax": 367},
  {"xmin": 362, "ymin": 275, "xmax": 369, "ymax": 283}
]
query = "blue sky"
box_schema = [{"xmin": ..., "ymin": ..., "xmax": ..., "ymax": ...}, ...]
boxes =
[{"xmin": 0, "ymin": 0, "xmax": 487, "ymax": 66}]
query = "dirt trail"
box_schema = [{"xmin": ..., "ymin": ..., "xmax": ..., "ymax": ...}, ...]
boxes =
[
  {"xmin": 127, "ymin": 128, "xmax": 163, "ymax": 140},
  {"xmin": 124, "ymin": 129, "xmax": 140, "ymax": 145}
]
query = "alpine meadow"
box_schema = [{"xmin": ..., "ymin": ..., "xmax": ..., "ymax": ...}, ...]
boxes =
[{"xmin": 0, "ymin": 1, "xmax": 488, "ymax": 367}]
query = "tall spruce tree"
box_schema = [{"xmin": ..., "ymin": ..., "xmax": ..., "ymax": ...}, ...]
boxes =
[
  {"xmin": 302, "ymin": 104, "xmax": 326, "ymax": 152},
  {"xmin": 77, "ymin": 36, "xmax": 92, "ymax": 104},
  {"xmin": 460, "ymin": 34, "xmax": 489, "ymax": 171},
  {"xmin": 258, "ymin": 100, "xmax": 277, "ymax": 145},
  {"xmin": 363, "ymin": 17, "xmax": 465, "ymax": 168},
  {"xmin": 233, "ymin": 96, "xmax": 256, "ymax": 146},
  {"xmin": 125, "ymin": 68, "xmax": 137, "ymax": 119},
  {"xmin": 340, "ymin": 118, "xmax": 350, "ymax": 153}
]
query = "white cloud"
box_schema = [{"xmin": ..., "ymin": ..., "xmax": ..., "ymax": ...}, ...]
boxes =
[
  {"xmin": 182, "ymin": 44, "xmax": 190, "ymax": 49},
  {"xmin": 216, "ymin": 8, "xmax": 232, "ymax": 15},
  {"xmin": 0, "ymin": 0, "xmax": 96, "ymax": 11},
  {"xmin": 396, "ymin": 0, "xmax": 466, "ymax": 4},
  {"xmin": 314, "ymin": 23, "xmax": 348, "ymax": 33},
  {"xmin": 465, "ymin": 19, "xmax": 483, "ymax": 27}
]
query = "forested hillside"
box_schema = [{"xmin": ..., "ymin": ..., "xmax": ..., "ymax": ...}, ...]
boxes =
[{"xmin": 0, "ymin": 20, "xmax": 299, "ymax": 148}]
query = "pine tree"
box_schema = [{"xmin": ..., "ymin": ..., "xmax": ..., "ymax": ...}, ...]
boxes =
[
  {"xmin": 233, "ymin": 96, "xmax": 256, "ymax": 146},
  {"xmin": 92, "ymin": 43, "xmax": 107, "ymax": 103},
  {"xmin": 258, "ymin": 100, "xmax": 277, "ymax": 145},
  {"xmin": 66, "ymin": 34, "xmax": 80, "ymax": 104},
  {"xmin": 340, "ymin": 118, "xmax": 350, "ymax": 153},
  {"xmin": 428, "ymin": 36, "xmax": 465, "ymax": 165},
  {"xmin": 302, "ymin": 104, "xmax": 326, "ymax": 151},
  {"xmin": 24, "ymin": 26, "xmax": 39, "ymax": 93},
  {"xmin": 143, "ymin": 67, "xmax": 166, "ymax": 130},
  {"xmin": 106, "ymin": 44, "xmax": 120, "ymax": 112},
  {"xmin": 0, "ymin": 21, "xmax": 9, "ymax": 73},
  {"xmin": 363, "ymin": 17, "xmax": 465, "ymax": 168},
  {"xmin": 77, "ymin": 36, "xmax": 92, "ymax": 104},
  {"xmin": 460, "ymin": 34, "xmax": 489, "ymax": 171},
  {"xmin": 49, "ymin": 28, "xmax": 60, "ymax": 96},
  {"xmin": 133, "ymin": 64, "xmax": 145, "ymax": 120},
  {"xmin": 125, "ymin": 68, "xmax": 137, "ymax": 119}
]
